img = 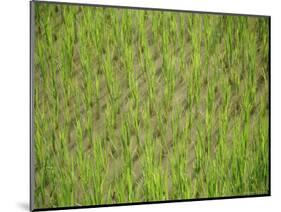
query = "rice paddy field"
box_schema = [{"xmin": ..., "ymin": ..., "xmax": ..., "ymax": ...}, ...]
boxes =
[{"xmin": 33, "ymin": 2, "xmax": 270, "ymax": 209}]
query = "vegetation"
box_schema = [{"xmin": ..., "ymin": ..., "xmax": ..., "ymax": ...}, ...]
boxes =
[{"xmin": 34, "ymin": 2, "xmax": 269, "ymax": 209}]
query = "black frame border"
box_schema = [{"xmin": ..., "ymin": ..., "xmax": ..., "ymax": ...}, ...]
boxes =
[{"xmin": 30, "ymin": 0, "xmax": 271, "ymax": 211}]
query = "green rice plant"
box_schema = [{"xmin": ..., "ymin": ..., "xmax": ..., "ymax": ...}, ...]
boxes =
[
  {"xmin": 205, "ymin": 76, "xmax": 216, "ymax": 158},
  {"xmin": 188, "ymin": 15, "xmax": 202, "ymax": 105},
  {"xmin": 120, "ymin": 115, "xmax": 134, "ymax": 201},
  {"xmin": 138, "ymin": 10, "xmax": 146, "ymax": 49},
  {"xmin": 104, "ymin": 103, "xmax": 116, "ymax": 143},
  {"xmin": 170, "ymin": 107, "xmax": 191, "ymax": 199},
  {"xmin": 139, "ymin": 31, "xmax": 156, "ymax": 114},
  {"xmin": 61, "ymin": 6, "xmax": 76, "ymax": 81},
  {"xmin": 121, "ymin": 10, "xmax": 133, "ymax": 45},
  {"xmin": 91, "ymin": 136, "xmax": 108, "ymax": 204},
  {"xmin": 103, "ymin": 47, "xmax": 121, "ymax": 125},
  {"xmin": 124, "ymin": 43, "xmax": 140, "ymax": 108},
  {"xmin": 141, "ymin": 103, "xmax": 168, "ymax": 201},
  {"xmin": 129, "ymin": 101, "xmax": 141, "ymax": 147},
  {"xmin": 78, "ymin": 37, "xmax": 94, "ymax": 107},
  {"xmin": 93, "ymin": 75, "xmax": 100, "ymax": 119},
  {"xmin": 203, "ymin": 16, "xmax": 213, "ymax": 68},
  {"xmin": 152, "ymin": 12, "xmax": 161, "ymax": 44},
  {"xmin": 178, "ymin": 15, "xmax": 188, "ymax": 80},
  {"xmin": 162, "ymin": 24, "xmax": 176, "ymax": 110},
  {"xmin": 224, "ymin": 16, "xmax": 234, "ymax": 68},
  {"xmin": 248, "ymin": 32, "xmax": 258, "ymax": 101}
]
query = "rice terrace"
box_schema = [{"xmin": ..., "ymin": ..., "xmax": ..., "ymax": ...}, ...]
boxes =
[{"xmin": 32, "ymin": 1, "xmax": 270, "ymax": 209}]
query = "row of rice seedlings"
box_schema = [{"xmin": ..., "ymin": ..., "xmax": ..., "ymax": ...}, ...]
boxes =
[
  {"xmin": 72, "ymin": 119, "xmax": 86, "ymax": 205},
  {"xmin": 142, "ymin": 103, "xmax": 155, "ymax": 200},
  {"xmin": 103, "ymin": 47, "xmax": 121, "ymax": 129},
  {"xmin": 121, "ymin": 10, "xmax": 133, "ymax": 46},
  {"xmin": 118, "ymin": 115, "xmax": 134, "ymax": 202},
  {"xmin": 78, "ymin": 33, "xmax": 94, "ymax": 107},
  {"xmin": 189, "ymin": 15, "xmax": 202, "ymax": 105},
  {"xmin": 256, "ymin": 114, "xmax": 269, "ymax": 191},
  {"xmin": 84, "ymin": 10, "xmax": 101, "ymax": 116},
  {"xmin": 224, "ymin": 16, "xmax": 235, "ymax": 68},
  {"xmin": 92, "ymin": 10, "xmax": 104, "ymax": 67},
  {"xmin": 203, "ymin": 16, "xmax": 213, "ymax": 69},
  {"xmin": 214, "ymin": 16, "xmax": 266, "ymax": 195},
  {"xmin": 129, "ymin": 101, "xmax": 141, "ymax": 148},
  {"xmin": 144, "ymin": 45, "xmax": 156, "ymax": 115},
  {"xmin": 257, "ymin": 18, "xmax": 269, "ymax": 62},
  {"xmin": 137, "ymin": 10, "xmax": 146, "ymax": 49},
  {"xmin": 206, "ymin": 17, "xmax": 264, "ymax": 196},
  {"xmin": 178, "ymin": 14, "xmax": 188, "ymax": 81},
  {"xmin": 36, "ymin": 94, "xmax": 74, "ymax": 205},
  {"xmin": 78, "ymin": 12, "xmax": 102, "ymax": 119},
  {"xmin": 91, "ymin": 136, "xmax": 108, "ymax": 204},
  {"xmin": 200, "ymin": 62, "xmax": 231, "ymax": 196},
  {"xmin": 248, "ymin": 33, "xmax": 258, "ymax": 101},
  {"xmin": 138, "ymin": 103, "xmax": 166, "ymax": 201},
  {"xmin": 124, "ymin": 43, "xmax": 140, "ymax": 108},
  {"xmin": 61, "ymin": 6, "xmax": 76, "ymax": 84},
  {"xmin": 162, "ymin": 27, "xmax": 176, "ymax": 110},
  {"xmin": 138, "ymin": 16, "xmax": 157, "ymax": 114},
  {"xmin": 217, "ymin": 76, "xmax": 231, "ymax": 164},
  {"xmin": 167, "ymin": 12, "xmax": 180, "ymax": 47},
  {"xmin": 231, "ymin": 17, "xmax": 248, "ymax": 90},
  {"xmin": 38, "ymin": 6, "xmax": 74, "ymax": 204},
  {"xmin": 151, "ymin": 11, "xmax": 161, "ymax": 44},
  {"xmin": 156, "ymin": 107, "xmax": 168, "ymax": 155},
  {"xmin": 231, "ymin": 118, "xmax": 245, "ymax": 193},
  {"xmin": 35, "ymin": 7, "xmax": 53, "ymax": 84},
  {"xmin": 240, "ymin": 26, "xmax": 258, "ymax": 186},
  {"xmin": 170, "ymin": 107, "xmax": 192, "ymax": 199},
  {"xmin": 35, "ymin": 6, "xmax": 56, "ymax": 207},
  {"xmin": 53, "ymin": 154, "xmax": 74, "ymax": 206},
  {"xmin": 34, "ymin": 108, "xmax": 47, "ymax": 205},
  {"xmin": 203, "ymin": 17, "xmax": 219, "ymax": 165},
  {"xmin": 51, "ymin": 7, "xmax": 104, "ymax": 206},
  {"xmin": 205, "ymin": 73, "xmax": 216, "ymax": 159}
]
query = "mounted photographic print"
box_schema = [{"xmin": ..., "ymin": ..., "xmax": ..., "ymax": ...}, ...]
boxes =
[{"xmin": 30, "ymin": 1, "xmax": 270, "ymax": 211}]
